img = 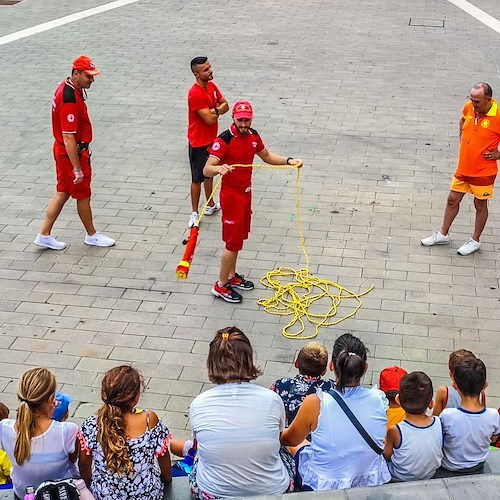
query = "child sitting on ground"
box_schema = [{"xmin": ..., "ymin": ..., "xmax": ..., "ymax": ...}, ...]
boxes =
[
  {"xmin": 270, "ymin": 342, "xmax": 334, "ymax": 425},
  {"xmin": 440, "ymin": 358, "xmax": 499, "ymax": 473},
  {"xmin": 433, "ymin": 349, "xmax": 486, "ymax": 416},
  {"xmin": 0, "ymin": 402, "xmax": 12, "ymax": 485},
  {"xmin": 384, "ymin": 372, "xmax": 443, "ymax": 481},
  {"xmin": 379, "ymin": 366, "xmax": 407, "ymax": 428},
  {"xmin": 52, "ymin": 393, "xmax": 72, "ymax": 422}
]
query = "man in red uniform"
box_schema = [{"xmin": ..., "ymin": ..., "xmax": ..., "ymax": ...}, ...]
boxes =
[
  {"xmin": 34, "ymin": 56, "xmax": 115, "ymax": 250},
  {"xmin": 187, "ymin": 57, "xmax": 229, "ymax": 228},
  {"xmin": 422, "ymin": 82, "xmax": 500, "ymax": 256},
  {"xmin": 204, "ymin": 101, "xmax": 302, "ymax": 303}
]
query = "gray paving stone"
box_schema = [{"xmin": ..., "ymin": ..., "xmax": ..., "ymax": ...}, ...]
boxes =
[{"xmin": 1, "ymin": 2, "xmax": 500, "ymax": 486}]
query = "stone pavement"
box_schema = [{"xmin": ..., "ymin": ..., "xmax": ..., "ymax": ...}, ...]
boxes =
[{"xmin": 0, "ymin": 0, "xmax": 499, "ymax": 445}]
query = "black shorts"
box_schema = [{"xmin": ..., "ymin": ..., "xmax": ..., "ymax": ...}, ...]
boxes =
[{"xmin": 189, "ymin": 144, "xmax": 210, "ymax": 183}]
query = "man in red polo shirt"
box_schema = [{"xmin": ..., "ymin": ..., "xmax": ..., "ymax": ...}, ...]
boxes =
[
  {"xmin": 187, "ymin": 57, "xmax": 229, "ymax": 228},
  {"xmin": 203, "ymin": 101, "xmax": 302, "ymax": 303},
  {"xmin": 422, "ymin": 82, "xmax": 500, "ymax": 256},
  {"xmin": 34, "ymin": 56, "xmax": 115, "ymax": 250}
]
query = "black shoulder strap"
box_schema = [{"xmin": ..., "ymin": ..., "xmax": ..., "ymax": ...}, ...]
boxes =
[
  {"xmin": 327, "ymin": 390, "xmax": 383, "ymax": 455},
  {"xmin": 218, "ymin": 129, "xmax": 233, "ymax": 145}
]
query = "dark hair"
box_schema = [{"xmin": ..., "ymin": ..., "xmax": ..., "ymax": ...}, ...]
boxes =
[
  {"xmin": 385, "ymin": 390, "xmax": 398, "ymax": 404},
  {"xmin": 0, "ymin": 402, "xmax": 9, "ymax": 420},
  {"xmin": 97, "ymin": 365, "xmax": 144, "ymax": 475},
  {"xmin": 191, "ymin": 57, "xmax": 208, "ymax": 73},
  {"xmin": 473, "ymin": 82, "xmax": 493, "ymax": 98},
  {"xmin": 448, "ymin": 349, "xmax": 475, "ymax": 373},
  {"xmin": 331, "ymin": 334, "xmax": 367, "ymax": 392},
  {"xmin": 398, "ymin": 372, "xmax": 433, "ymax": 414},
  {"xmin": 297, "ymin": 342, "xmax": 328, "ymax": 377},
  {"xmin": 207, "ymin": 327, "xmax": 261, "ymax": 384},
  {"xmin": 453, "ymin": 358, "xmax": 486, "ymax": 398}
]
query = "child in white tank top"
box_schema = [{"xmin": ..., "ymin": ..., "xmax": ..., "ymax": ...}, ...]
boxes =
[{"xmin": 384, "ymin": 372, "xmax": 443, "ymax": 481}]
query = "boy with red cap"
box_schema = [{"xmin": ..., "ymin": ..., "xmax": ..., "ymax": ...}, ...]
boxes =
[
  {"xmin": 379, "ymin": 366, "xmax": 407, "ymax": 428},
  {"xmin": 34, "ymin": 55, "xmax": 115, "ymax": 250},
  {"xmin": 203, "ymin": 101, "xmax": 302, "ymax": 303}
]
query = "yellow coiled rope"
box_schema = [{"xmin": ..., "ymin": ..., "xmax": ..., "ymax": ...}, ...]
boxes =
[{"xmin": 201, "ymin": 163, "xmax": 373, "ymax": 340}]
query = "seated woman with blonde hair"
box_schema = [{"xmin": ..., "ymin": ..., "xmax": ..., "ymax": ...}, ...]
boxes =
[
  {"xmin": 0, "ymin": 367, "xmax": 80, "ymax": 499},
  {"xmin": 78, "ymin": 365, "xmax": 172, "ymax": 499}
]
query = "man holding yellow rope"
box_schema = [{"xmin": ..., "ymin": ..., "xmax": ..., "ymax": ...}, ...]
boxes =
[{"xmin": 203, "ymin": 100, "xmax": 302, "ymax": 303}]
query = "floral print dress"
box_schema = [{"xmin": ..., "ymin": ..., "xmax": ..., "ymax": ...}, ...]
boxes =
[{"xmin": 79, "ymin": 413, "xmax": 171, "ymax": 500}]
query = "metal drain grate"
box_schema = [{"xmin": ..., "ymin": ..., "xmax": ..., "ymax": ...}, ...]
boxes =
[
  {"xmin": 0, "ymin": 0, "xmax": 22, "ymax": 5},
  {"xmin": 409, "ymin": 18, "xmax": 445, "ymax": 28}
]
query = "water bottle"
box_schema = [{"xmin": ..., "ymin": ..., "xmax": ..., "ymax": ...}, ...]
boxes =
[
  {"xmin": 75, "ymin": 479, "xmax": 95, "ymax": 500},
  {"xmin": 24, "ymin": 486, "xmax": 36, "ymax": 500}
]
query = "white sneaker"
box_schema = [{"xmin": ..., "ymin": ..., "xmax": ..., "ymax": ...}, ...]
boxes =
[
  {"xmin": 421, "ymin": 230, "xmax": 449, "ymax": 246},
  {"xmin": 204, "ymin": 202, "xmax": 221, "ymax": 216},
  {"xmin": 188, "ymin": 211, "xmax": 200, "ymax": 228},
  {"xmin": 84, "ymin": 232, "xmax": 115, "ymax": 247},
  {"xmin": 457, "ymin": 238, "xmax": 480, "ymax": 256},
  {"xmin": 34, "ymin": 234, "xmax": 67, "ymax": 250}
]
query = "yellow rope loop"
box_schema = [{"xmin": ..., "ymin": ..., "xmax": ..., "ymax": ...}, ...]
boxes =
[{"xmin": 200, "ymin": 162, "xmax": 373, "ymax": 340}]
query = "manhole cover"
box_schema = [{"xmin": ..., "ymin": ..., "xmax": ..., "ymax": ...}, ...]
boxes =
[
  {"xmin": 0, "ymin": 0, "xmax": 22, "ymax": 4},
  {"xmin": 409, "ymin": 18, "xmax": 445, "ymax": 28}
]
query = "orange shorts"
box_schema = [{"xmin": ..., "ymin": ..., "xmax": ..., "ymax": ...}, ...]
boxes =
[
  {"xmin": 220, "ymin": 185, "xmax": 252, "ymax": 252},
  {"xmin": 451, "ymin": 174, "xmax": 496, "ymax": 200},
  {"xmin": 54, "ymin": 143, "xmax": 92, "ymax": 199}
]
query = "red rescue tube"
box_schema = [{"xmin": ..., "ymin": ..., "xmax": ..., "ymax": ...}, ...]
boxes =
[{"xmin": 176, "ymin": 226, "xmax": 199, "ymax": 280}]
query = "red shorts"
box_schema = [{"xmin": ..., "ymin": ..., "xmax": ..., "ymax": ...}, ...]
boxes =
[
  {"xmin": 54, "ymin": 143, "xmax": 92, "ymax": 199},
  {"xmin": 220, "ymin": 185, "xmax": 252, "ymax": 251}
]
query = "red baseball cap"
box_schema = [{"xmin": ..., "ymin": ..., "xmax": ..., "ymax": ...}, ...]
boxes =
[
  {"xmin": 72, "ymin": 55, "xmax": 100, "ymax": 76},
  {"xmin": 232, "ymin": 100, "xmax": 253, "ymax": 119},
  {"xmin": 379, "ymin": 366, "xmax": 407, "ymax": 393}
]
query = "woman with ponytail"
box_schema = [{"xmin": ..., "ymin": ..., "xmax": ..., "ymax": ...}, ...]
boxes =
[
  {"xmin": 0, "ymin": 367, "xmax": 79, "ymax": 499},
  {"xmin": 78, "ymin": 365, "xmax": 171, "ymax": 499},
  {"xmin": 281, "ymin": 333, "xmax": 390, "ymax": 490},
  {"xmin": 187, "ymin": 326, "xmax": 295, "ymax": 498}
]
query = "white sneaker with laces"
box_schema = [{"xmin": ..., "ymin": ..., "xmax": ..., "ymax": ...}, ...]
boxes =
[
  {"xmin": 84, "ymin": 232, "xmax": 115, "ymax": 247},
  {"xmin": 457, "ymin": 238, "xmax": 480, "ymax": 256},
  {"xmin": 204, "ymin": 202, "xmax": 221, "ymax": 216},
  {"xmin": 421, "ymin": 230, "xmax": 449, "ymax": 246},
  {"xmin": 34, "ymin": 234, "xmax": 67, "ymax": 250},
  {"xmin": 188, "ymin": 211, "xmax": 200, "ymax": 228}
]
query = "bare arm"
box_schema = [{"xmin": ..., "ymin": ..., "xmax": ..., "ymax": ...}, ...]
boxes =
[
  {"xmin": 432, "ymin": 386, "xmax": 447, "ymax": 416},
  {"xmin": 280, "ymin": 394, "xmax": 319, "ymax": 446},
  {"xmin": 217, "ymin": 97, "xmax": 229, "ymax": 116},
  {"xmin": 78, "ymin": 447, "xmax": 93, "ymax": 487},
  {"xmin": 203, "ymin": 156, "xmax": 234, "ymax": 178},
  {"xmin": 62, "ymin": 133, "xmax": 84, "ymax": 184},
  {"xmin": 383, "ymin": 425, "xmax": 400, "ymax": 461},
  {"xmin": 459, "ymin": 117, "xmax": 465, "ymax": 138},
  {"xmin": 196, "ymin": 108, "xmax": 218, "ymax": 126},
  {"xmin": 69, "ymin": 435, "xmax": 80, "ymax": 463},
  {"xmin": 257, "ymin": 148, "xmax": 302, "ymax": 166},
  {"xmin": 158, "ymin": 452, "xmax": 172, "ymax": 483}
]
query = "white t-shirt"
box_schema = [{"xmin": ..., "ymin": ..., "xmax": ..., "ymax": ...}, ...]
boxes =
[
  {"xmin": 440, "ymin": 407, "xmax": 500, "ymax": 471},
  {"xmin": 189, "ymin": 382, "xmax": 290, "ymax": 497},
  {"xmin": 0, "ymin": 419, "xmax": 79, "ymax": 499}
]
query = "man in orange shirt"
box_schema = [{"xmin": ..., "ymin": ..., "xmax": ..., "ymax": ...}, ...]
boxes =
[
  {"xmin": 422, "ymin": 82, "xmax": 500, "ymax": 255},
  {"xmin": 187, "ymin": 57, "xmax": 228, "ymax": 228}
]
